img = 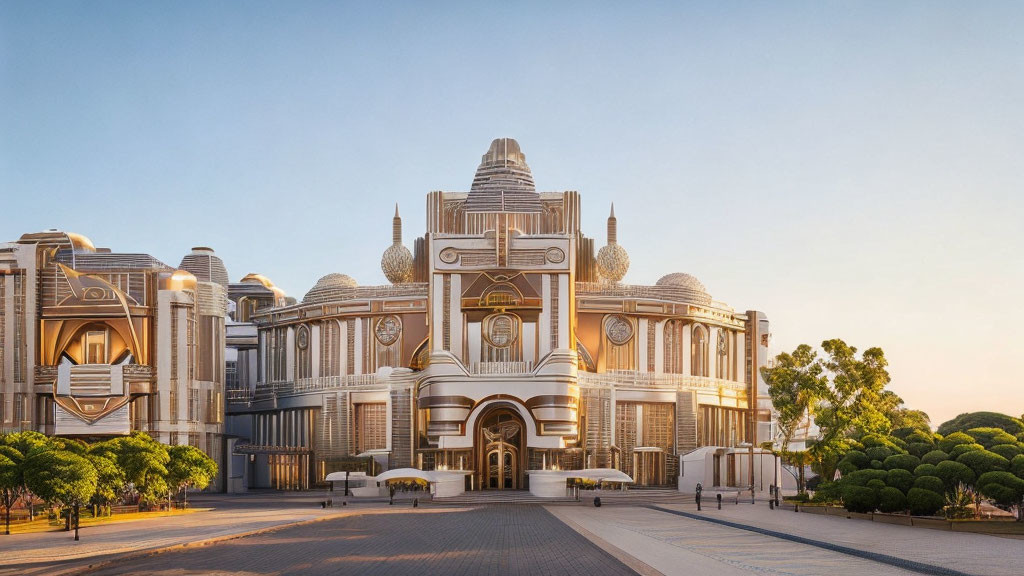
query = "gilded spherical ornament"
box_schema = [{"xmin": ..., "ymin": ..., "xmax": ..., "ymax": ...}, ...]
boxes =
[
  {"xmin": 596, "ymin": 243, "xmax": 630, "ymax": 282},
  {"xmin": 381, "ymin": 243, "xmax": 414, "ymax": 284}
]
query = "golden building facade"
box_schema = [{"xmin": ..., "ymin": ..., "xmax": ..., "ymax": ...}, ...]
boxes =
[
  {"xmin": 0, "ymin": 234, "xmax": 227, "ymax": 488},
  {"xmin": 226, "ymin": 138, "xmax": 772, "ymax": 491}
]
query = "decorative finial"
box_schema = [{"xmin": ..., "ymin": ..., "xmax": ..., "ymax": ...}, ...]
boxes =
[
  {"xmin": 382, "ymin": 202, "xmax": 414, "ymax": 284},
  {"xmin": 607, "ymin": 202, "xmax": 618, "ymax": 244}
]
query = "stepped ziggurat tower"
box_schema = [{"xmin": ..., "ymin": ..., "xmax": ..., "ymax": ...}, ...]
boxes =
[
  {"xmin": 222, "ymin": 138, "xmax": 773, "ymax": 492},
  {"xmin": 0, "ymin": 138, "xmax": 773, "ymax": 494}
]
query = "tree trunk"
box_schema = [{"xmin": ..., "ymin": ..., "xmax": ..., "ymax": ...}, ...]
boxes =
[
  {"xmin": 64, "ymin": 509, "xmax": 70, "ymax": 531},
  {"xmin": 73, "ymin": 504, "xmax": 80, "ymax": 541},
  {"xmin": 183, "ymin": 487, "xmax": 187, "ymax": 510},
  {"xmin": 5, "ymin": 505, "xmax": 10, "ymax": 535}
]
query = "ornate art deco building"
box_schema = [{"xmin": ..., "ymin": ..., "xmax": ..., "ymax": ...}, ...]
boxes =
[
  {"xmin": 225, "ymin": 138, "xmax": 772, "ymax": 491},
  {"xmin": 0, "ymin": 235, "xmax": 228, "ymax": 488}
]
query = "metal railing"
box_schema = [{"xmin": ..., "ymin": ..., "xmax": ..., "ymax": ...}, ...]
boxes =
[
  {"xmin": 577, "ymin": 371, "xmax": 747, "ymax": 392},
  {"xmin": 230, "ymin": 374, "xmax": 381, "ymax": 403},
  {"xmin": 468, "ymin": 361, "xmax": 534, "ymax": 375}
]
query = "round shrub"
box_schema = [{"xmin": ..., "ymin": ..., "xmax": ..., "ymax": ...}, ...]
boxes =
[
  {"xmin": 907, "ymin": 442, "xmax": 933, "ymax": 458},
  {"xmin": 956, "ymin": 450, "xmax": 1009, "ymax": 478},
  {"xmin": 841, "ymin": 450, "xmax": 870, "ymax": 470},
  {"xmin": 948, "ymin": 443, "xmax": 983, "ymax": 459},
  {"xmin": 966, "ymin": 427, "xmax": 1018, "ymax": 449},
  {"xmin": 865, "ymin": 446, "xmax": 893, "ymax": 462},
  {"xmin": 976, "ymin": 471, "xmax": 1024, "ymax": 508},
  {"xmin": 844, "ymin": 468, "xmax": 888, "ymax": 486},
  {"xmin": 989, "ymin": 444, "xmax": 1022, "ymax": 461},
  {"xmin": 903, "ymin": 429, "xmax": 934, "ymax": 445},
  {"xmin": 871, "ymin": 459, "xmax": 885, "ymax": 470},
  {"xmin": 886, "ymin": 468, "xmax": 914, "ymax": 493},
  {"xmin": 811, "ymin": 481, "xmax": 843, "ymax": 503},
  {"xmin": 866, "ymin": 479, "xmax": 887, "ymax": 492},
  {"xmin": 845, "ymin": 439, "xmax": 865, "ymax": 452},
  {"xmin": 914, "ymin": 464, "xmax": 938, "ymax": 478},
  {"xmin": 877, "ymin": 487, "xmax": 908, "ymax": 513},
  {"xmin": 862, "ymin": 433, "xmax": 900, "ymax": 450},
  {"xmin": 907, "ymin": 488, "xmax": 944, "ymax": 516},
  {"xmin": 935, "ymin": 460, "xmax": 976, "ymax": 489},
  {"xmin": 842, "ymin": 485, "xmax": 879, "ymax": 513},
  {"xmin": 937, "ymin": 412, "xmax": 1024, "ymax": 436},
  {"xmin": 921, "ymin": 450, "xmax": 950, "ymax": 466},
  {"xmin": 883, "ymin": 454, "xmax": 921, "ymax": 472},
  {"xmin": 837, "ymin": 460, "xmax": 859, "ymax": 476},
  {"xmin": 913, "ymin": 475, "xmax": 945, "ymax": 493},
  {"xmin": 939, "ymin": 432, "xmax": 976, "ymax": 454},
  {"xmin": 1012, "ymin": 454, "xmax": 1024, "ymax": 478}
]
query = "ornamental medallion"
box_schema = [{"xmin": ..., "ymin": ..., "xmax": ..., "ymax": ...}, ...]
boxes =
[
  {"xmin": 375, "ymin": 315, "xmax": 402, "ymax": 346},
  {"xmin": 484, "ymin": 313, "xmax": 518, "ymax": 348},
  {"xmin": 605, "ymin": 315, "xmax": 633, "ymax": 345}
]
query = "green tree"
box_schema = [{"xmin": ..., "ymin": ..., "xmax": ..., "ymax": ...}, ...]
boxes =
[
  {"xmin": 762, "ymin": 344, "xmax": 825, "ymax": 449},
  {"xmin": 0, "ymin": 431, "xmax": 53, "ymax": 531},
  {"xmin": 166, "ymin": 445, "xmax": 217, "ymax": 508},
  {"xmin": 85, "ymin": 452, "xmax": 124, "ymax": 516},
  {"xmin": 24, "ymin": 451, "xmax": 97, "ymax": 541},
  {"xmin": 809, "ymin": 340, "xmax": 892, "ymax": 481},
  {"xmin": 977, "ymin": 471, "xmax": 1024, "ymax": 521},
  {"xmin": 93, "ymin": 432, "xmax": 169, "ymax": 506}
]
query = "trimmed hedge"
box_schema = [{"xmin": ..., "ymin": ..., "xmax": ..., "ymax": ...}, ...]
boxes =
[
  {"xmin": 921, "ymin": 450, "xmax": 950, "ymax": 466},
  {"xmin": 871, "ymin": 459, "xmax": 885, "ymax": 469},
  {"xmin": 935, "ymin": 460, "xmax": 976, "ymax": 489},
  {"xmin": 841, "ymin": 450, "xmax": 870, "ymax": 469},
  {"xmin": 937, "ymin": 412, "xmax": 1024, "ymax": 436},
  {"xmin": 878, "ymin": 487, "xmax": 908, "ymax": 513},
  {"xmin": 914, "ymin": 463, "xmax": 938, "ymax": 478},
  {"xmin": 845, "ymin": 469, "xmax": 888, "ymax": 486},
  {"xmin": 938, "ymin": 432, "xmax": 976, "ymax": 454},
  {"xmin": 843, "ymin": 485, "xmax": 879, "ymax": 513},
  {"xmin": 1012, "ymin": 454, "xmax": 1024, "ymax": 478},
  {"xmin": 956, "ymin": 450, "xmax": 1009, "ymax": 477},
  {"xmin": 907, "ymin": 488, "xmax": 944, "ymax": 516},
  {"xmin": 976, "ymin": 471, "xmax": 1024, "ymax": 507},
  {"xmin": 866, "ymin": 479, "xmax": 887, "ymax": 492},
  {"xmin": 907, "ymin": 442, "xmax": 933, "ymax": 458},
  {"xmin": 989, "ymin": 444, "xmax": 1022, "ymax": 461},
  {"xmin": 865, "ymin": 446, "xmax": 893, "ymax": 462},
  {"xmin": 885, "ymin": 469, "xmax": 914, "ymax": 493},
  {"xmin": 948, "ymin": 443, "xmax": 983, "ymax": 460},
  {"xmin": 883, "ymin": 453, "xmax": 920, "ymax": 472},
  {"xmin": 966, "ymin": 427, "xmax": 1018, "ymax": 449},
  {"xmin": 913, "ymin": 475, "xmax": 945, "ymax": 493}
]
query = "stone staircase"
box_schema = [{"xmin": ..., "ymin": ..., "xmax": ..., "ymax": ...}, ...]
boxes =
[{"xmin": 422, "ymin": 488, "xmax": 687, "ymax": 507}]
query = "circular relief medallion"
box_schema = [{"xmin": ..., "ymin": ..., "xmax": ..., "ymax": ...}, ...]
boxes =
[
  {"xmin": 296, "ymin": 326, "xmax": 309, "ymax": 350},
  {"xmin": 484, "ymin": 313, "xmax": 518, "ymax": 348},
  {"xmin": 604, "ymin": 315, "xmax": 634, "ymax": 345},
  {"xmin": 439, "ymin": 248, "xmax": 458, "ymax": 264},
  {"xmin": 375, "ymin": 315, "xmax": 402, "ymax": 346},
  {"xmin": 545, "ymin": 247, "xmax": 565, "ymax": 264}
]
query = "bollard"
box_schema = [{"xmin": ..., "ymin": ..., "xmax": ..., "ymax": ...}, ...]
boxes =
[
  {"xmin": 413, "ymin": 498, "xmax": 419, "ymax": 508},
  {"xmin": 695, "ymin": 483, "xmax": 703, "ymax": 511},
  {"xmin": 594, "ymin": 497, "xmax": 601, "ymax": 508},
  {"xmin": 769, "ymin": 499, "xmax": 774, "ymax": 510},
  {"xmin": 751, "ymin": 488, "xmax": 755, "ymax": 505},
  {"xmin": 716, "ymin": 493, "xmax": 722, "ymax": 510}
]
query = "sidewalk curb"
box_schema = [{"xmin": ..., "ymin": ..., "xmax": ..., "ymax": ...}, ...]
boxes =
[
  {"xmin": 645, "ymin": 505, "xmax": 975, "ymax": 576},
  {"xmin": 546, "ymin": 506, "xmax": 664, "ymax": 576}
]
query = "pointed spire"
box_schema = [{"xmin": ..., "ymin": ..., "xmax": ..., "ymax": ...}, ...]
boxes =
[
  {"xmin": 607, "ymin": 202, "xmax": 618, "ymax": 244},
  {"xmin": 392, "ymin": 203, "xmax": 403, "ymax": 245}
]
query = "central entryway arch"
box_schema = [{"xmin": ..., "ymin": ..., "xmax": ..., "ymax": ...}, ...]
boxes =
[{"xmin": 475, "ymin": 403, "xmax": 526, "ymax": 490}]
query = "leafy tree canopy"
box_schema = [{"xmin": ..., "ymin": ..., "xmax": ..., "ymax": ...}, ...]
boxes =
[
  {"xmin": 24, "ymin": 450, "xmax": 97, "ymax": 509},
  {"xmin": 938, "ymin": 412, "xmax": 1024, "ymax": 436}
]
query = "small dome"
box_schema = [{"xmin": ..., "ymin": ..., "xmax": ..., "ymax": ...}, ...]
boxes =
[
  {"xmin": 596, "ymin": 243, "xmax": 630, "ymax": 282},
  {"xmin": 381, "ymin": 244, "xmax": 414, "ymax": 284},
  {"xmin": 656, "ymin": 273, "xmax": 708, "ymax": 294},
  {"xmin": 179, "ymin": 247, "xmax": 229, "ymax": 288},
  {"xmin": 303, "ymin": 273, "xmax": 358, "ymax": 303}
]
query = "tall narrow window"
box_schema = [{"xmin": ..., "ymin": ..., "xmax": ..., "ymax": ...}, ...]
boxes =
[
  {"xmin": 664, "ymin": 320, "xmax": 684, "ymax": 374},
  {"xmin": 84, "ymin": 330, "xmax": 106, "ymax": 364},
  {"xmin": 691, "ymin": 325, "xmax": 708, "ymax": 377}
]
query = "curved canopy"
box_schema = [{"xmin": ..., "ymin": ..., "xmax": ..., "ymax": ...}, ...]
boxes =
[
  {"xmin": 374, "ymin": 468, "xmax": 434, "ymax": 483},
  {"xmin": 564, "ymin": 468, "xmax": 634, "ymax": 483}
]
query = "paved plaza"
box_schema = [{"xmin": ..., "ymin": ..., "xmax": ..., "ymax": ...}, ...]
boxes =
[{"xmin": 2, "ymin": 493, "xmax": 1021, "ymax": 576}]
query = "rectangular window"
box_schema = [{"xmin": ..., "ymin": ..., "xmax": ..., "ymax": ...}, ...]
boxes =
[
  {"xmin": 353, "ymin": 403, "xmax": 387, "ymax": 453},
  {"xmin": 85, "ymin": 330, "xmax": 106, "ymax": 364}
]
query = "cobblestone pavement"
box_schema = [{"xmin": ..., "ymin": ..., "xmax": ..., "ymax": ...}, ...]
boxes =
[{"xmin": 87, "ymin": 505, "xmax": 637, "ymax": 576}]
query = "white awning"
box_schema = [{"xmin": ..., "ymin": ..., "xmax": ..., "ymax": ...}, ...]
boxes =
[{"xmin": 374, "ymin": 468, "xmax": 434, "ymax": 483}]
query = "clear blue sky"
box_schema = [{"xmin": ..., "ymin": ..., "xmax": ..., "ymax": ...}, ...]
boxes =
[{"xmin": 2, "ymin": 2, "xmax": 1022, "ymax": 426}]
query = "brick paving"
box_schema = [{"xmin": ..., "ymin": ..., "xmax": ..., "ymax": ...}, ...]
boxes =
[{"xmin": 87, "ymin": 505, "xmax": 637, "ymax": 576}]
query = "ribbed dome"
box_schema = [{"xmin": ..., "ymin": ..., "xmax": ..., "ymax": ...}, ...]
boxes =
[
  {"xmin": 656, "ymin": 273, "xmax": 708, "ymax": 294},
  {"xmin": 464, "ymin": 138, "xmax": 541, "ymax": 213},
  {"xmin": 596, "ymin": 243, "xmax": 630, "ymax": 282},
  {"xmin": 303, "ymin": 273, "xmax": 358, "ymax": 303},
  {"xmin": 381, "ymin": 244, "xmax": 414, "ymax": 284},
  {"xmin": 178, "ymin": 247, "xmax": 229, "ymax": 288}
]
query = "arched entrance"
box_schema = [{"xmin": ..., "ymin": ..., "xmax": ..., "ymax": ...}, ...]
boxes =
[{"xmin": 476, "ymin": 404, "xmax": 525, "ymax": 490}]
